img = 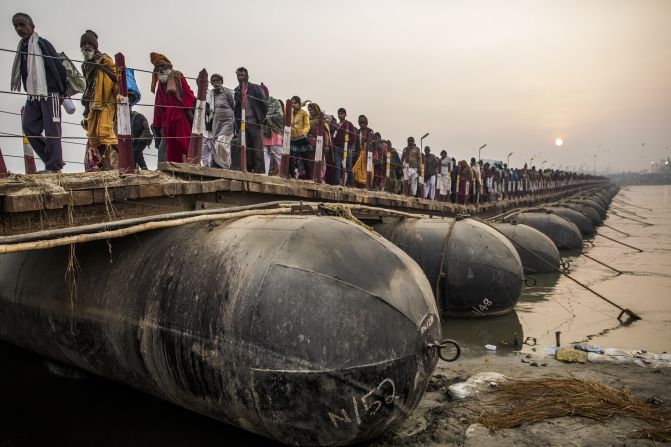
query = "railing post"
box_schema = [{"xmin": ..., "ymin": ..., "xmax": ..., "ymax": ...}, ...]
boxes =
[
  {"xmin": 114, "ymin": 53, "xmax": 133, "ymax": 173},
  {"xmin": 239, "ymin": 81, "xmax": 248, "ymax": 172},
  {"xmin": 385, "ymin": 149, "xmax": 391, "ymax": 192},
  {"xmin": 20, "ymin": 107, "xmax": 36, "ymax": 174},
  {"xmin": 23, "ymin": 135, "xmax": 36, "ymax": 174},
  {"xmin": 341, "ymin": 132, "xmax": 349, "ymax": 186},
  {"xmin": 280, "ymin": 99, "xmax": 291, "ymax": 178},
  {"xmin": 313, "ymin": 112, "xmax": 324, "ymax": 183},
  {"xmin": 418, "ymin": 154, "xmax": 425, "ymax": 198},
  {"xmin": 455, "ymin": 173, "xmax": 460, "ymax": 202},
  {"xmin": 187, "ymin": 68, "xmax": 208, "ymax": 165},
  {"xmin": 366, "ymin": 136, "xmax": 373, "ymax": 190},
  {"xmin": 0, "ymin": 144, "xmax": 8, "ymax": 177}
]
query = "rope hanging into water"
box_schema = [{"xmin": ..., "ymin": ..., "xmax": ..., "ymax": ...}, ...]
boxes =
[{"xmin": 475, "ymin": 218, "xmax": 642, "ymax": 322}]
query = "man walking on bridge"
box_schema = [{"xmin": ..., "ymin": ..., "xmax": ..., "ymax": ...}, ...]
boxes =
[
  {"xmin": 150, "ymin": 52, "xmax": 194, "ymax": 164},
  {"xmin": 401, "ymin": 137, "xmax": 421, "ymax": 197},
  {"xmin": 80, "ymin": 30, "xmax": 118, "ymax": 170},
  {"xmin": 233, "ymin": 67, "xmax": 267, "ymax": 173},
  {"xmin": 11, "ymin": 13, "xmax": 67, "ymax": 173}
]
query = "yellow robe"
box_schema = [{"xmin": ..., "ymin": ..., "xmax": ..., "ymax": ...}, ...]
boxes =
[
  {"xmin": 86, "ymin": 54, "xmax": 118, "ymax": 148},
  {"xmin": 353, "ymin": 148, "xmax": 368, "ymax": 186}
]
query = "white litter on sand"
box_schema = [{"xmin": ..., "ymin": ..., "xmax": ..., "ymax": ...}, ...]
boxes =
[
  {"xmin": 447, "ymin": 372, "xmax": 508, "ymax": 400},
  {"xmin": 585, "ymin": 349, "xmax": 671, "ymax": 368}
]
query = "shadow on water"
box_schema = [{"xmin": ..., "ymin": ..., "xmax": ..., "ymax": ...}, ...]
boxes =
[
  {"xmin": 441, "ymin": 310, "xmax": 524, "ymax": 357},
  {"xmin": 0, "ymin": 341, "xmax": 278, "ymax": 447},
  {"xmin": 518, "ymin": 271, "xmax": 562, "ymax": 304}
]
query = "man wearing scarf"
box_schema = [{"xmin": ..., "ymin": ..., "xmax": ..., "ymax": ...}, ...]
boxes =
[
  {"xmin": 261, "ymin": 83, "xmax": 285, "ymax": 176},
  {"xmin": 11, "ymin": 13, "xmax": 67, "ymax": 173},
  {"xmin": 332, "ymin": 108, "xmax": 357, "ymax": 186},
  {"xmin": 457, "ymin": 160, "xmax": 472, "ymax": 204},
  {"xmin": 401, "ymin": 137, "xmax": 421, "ymax": 196},
  {"xmin": 423, "ymin": 146, "xmax": 438, "ymax": 200},
  {"xmin": 233, "ymin": 67, "xmax": 267, "ymax": 173},
  {"xmin": 150, "ymin": 52, "xmax": 195, "ymax": 163},
  {"xmin": 306, "ymin": 103, "xmax": 332, "ymax": 182},
  {"xmin": 203, "ymin": 73, "xmax": 234, "ymax": 168},
  {"xmin": 289, "ymin": 96, "xmax": 310, "ymax": 179},
  {"xmin": 80, "ymin": 30, "xmax": 118, "ymax": 170},
  {"xmin": 386, "ymin": 141, "xmax": 403, "ymax": 194},
  {"xmin": 372, "ymin": 132, "xmax": 385, "ymax": 191},
  {"xmin": 352, "ymin": 115, "xmax": 374, "ymax": 188}
]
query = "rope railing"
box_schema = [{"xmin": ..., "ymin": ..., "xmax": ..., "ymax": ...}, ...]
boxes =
[
  {"xmin": 0, "ymin": 44, "xmax": 605, "ymax": 198},
  {"xmin": 0, "ymin": 127, "xmax": 593, "ymax": 180},
  {"xmin": 0, "ymin": 126, "xmax": 603, "ymax": 203}
]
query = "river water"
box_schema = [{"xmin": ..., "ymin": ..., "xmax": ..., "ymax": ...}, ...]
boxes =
[
  {"xmin": 445, "ymin": 184, "xmax": 671, "ymax": 356},
  {"xmin": 1, "ymin": 185, "xmax": 669, "ymax": 445}
]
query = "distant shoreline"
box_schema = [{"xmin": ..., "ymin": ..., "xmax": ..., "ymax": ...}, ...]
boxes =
[{"xmin": 610, "ymin": 173, "xmax": 671, "ymax": 186}]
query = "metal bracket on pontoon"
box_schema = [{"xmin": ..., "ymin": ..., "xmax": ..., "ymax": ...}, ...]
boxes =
[{"xmin": 429, "ymin": 339, "xmax": 461, "ymax": 362}]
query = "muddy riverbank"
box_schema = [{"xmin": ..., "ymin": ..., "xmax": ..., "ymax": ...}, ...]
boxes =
[{"xmin": 374, "ymin": 354, "xmax": 671, "ymax": 446}]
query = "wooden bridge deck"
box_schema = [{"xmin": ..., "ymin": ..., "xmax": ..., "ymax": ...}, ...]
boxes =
[{"xmin": 0, "ymin": 162, "xmax": 606, "ymax": 236}]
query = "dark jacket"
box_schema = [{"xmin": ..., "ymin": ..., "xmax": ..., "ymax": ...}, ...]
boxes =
[
  {"xmin": 424, "ymin": 154, "xmax": 438, "ymax": 180},
  {"xmin": 390, "ymin": 150, "xmax": 403, "ymax": 180},
  {"xmin": 234, "ymin": 82, "xmax": 268, "ymax": 131},
  {"xmin": 19, "ymin": 36, "xmax": 67, "ymax": 96},
  {"xmin": 130, "ymin": 111, "xmax": 152, "ymax": 150}
]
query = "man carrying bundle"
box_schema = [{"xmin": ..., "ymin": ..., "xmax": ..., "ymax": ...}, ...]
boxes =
[
  {"xmin": 11, "ymin": 13, "xmax": 67, "ymax": 173},
  {"xmin": 80, "ymin": 30, "xmax": 118, "ymax": 170}
]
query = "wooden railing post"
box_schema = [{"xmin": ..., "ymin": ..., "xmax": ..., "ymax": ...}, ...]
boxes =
[
  {"xmin": 340, "ymin": 132, "xmax": 349, "ymax": 186},
  {"xmin": 418, "ymin": 154, "xmax": 425, "ymax": 198},
  {"xmin": 280, "ymin": 99, "xmax": 291, "ymax": 178},
  {"xmin": 187, "ymin": 68, "xmax": 208, "ymax": 165},
  {"xmin": 385, "ymin": 148, "xmax": 391, "ymax": 191},
  {"xmin": 366, "ymin": 134, "xmax": 373, "ymax": 190},
  {"xmin": 0, "ymin": 144, "xmax": 8, "ymax": 177},
  {"xmin": 114, "ymin": 53, "xmax": 133, "ymax": 173},
  {"xmin": 20, "ymin": 107, "xmax": 36, "ymax": 174},
  {"xmin": 313, "ymin": 112, "xmax": 324, "ymax": 183},
  {"xmin": 23, "ymin": 135, "xmax": 36, "ymax": 174},
  {"xmin": 239, "ymin": 82, "xmax": 248, "ymax": 172}
]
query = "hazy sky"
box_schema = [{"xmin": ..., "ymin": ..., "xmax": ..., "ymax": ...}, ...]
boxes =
[{"xmin": 1, "ymin": 0, "xmax": 669, "ymax": 173}]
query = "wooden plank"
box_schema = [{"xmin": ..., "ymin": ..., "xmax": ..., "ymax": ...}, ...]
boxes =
[
  {"xmin": 202, "ymin": 179, "xmax": 224, "ymax": 193},
  {"xmin": 161, "ymin": 182, "xmax": 182, "ymax": 196},
  {"xmin": 230, "ymin": 180, "xmax": 243, "ymax": 192},
  {"xmin": 3, "ymin": 194, "xmax": 43, "ymax": 213},
  {"xmin": 159, "ymin": 162, "xmax": 257, "ymax": 183},
  {"xmin": 246, "ymin": 182, "xmax": 263, "ymax": 193},
  {"xmin": 139, "ymin": 183, "xmax": 164, "ymax": 198},
  {"xmin": 70, "ymin": 190, "xmax": 94, "ymax": 206},
  {"xmin": 182, "ymin": 182, "xmax": 202, "ymax": 195},
  {"xmin": 113, "ymin": 186, "xmax": 132, "ymax": 201}
]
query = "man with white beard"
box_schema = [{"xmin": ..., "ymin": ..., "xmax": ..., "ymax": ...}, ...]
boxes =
[{"xmin": 150, "ymin": 52, "xmax": 194, "ymax": 163}]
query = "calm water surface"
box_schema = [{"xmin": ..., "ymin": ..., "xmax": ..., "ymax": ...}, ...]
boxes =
[{"xmin": 445, "ymin": 184, "xmax": 671, "ymax": 356}]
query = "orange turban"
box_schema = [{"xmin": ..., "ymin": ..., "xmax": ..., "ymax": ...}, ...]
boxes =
[{"xmin": 150, "ymin": 52, "xmax": 172, "ymax": 93}]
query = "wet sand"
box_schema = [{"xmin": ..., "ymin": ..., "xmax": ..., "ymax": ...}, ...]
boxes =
[{"xmin": 373, "ymin": 354, "xmax": 671, "ymax": 446}]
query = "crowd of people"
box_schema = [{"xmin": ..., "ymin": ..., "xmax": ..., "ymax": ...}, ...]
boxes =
[{"xmin": 10, "ymin": 12, "xmax": 597, "ymax": 204}]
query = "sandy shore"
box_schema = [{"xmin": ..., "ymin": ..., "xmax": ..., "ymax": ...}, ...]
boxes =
[{"xmin": 372, "ymin": 352, "xmax": 671, "ymax": 446}]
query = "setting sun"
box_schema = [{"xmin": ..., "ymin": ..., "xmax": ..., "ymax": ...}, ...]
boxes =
[{"xmin": 555, "ymin": 138, "xmax": 564, "ymax": 147}]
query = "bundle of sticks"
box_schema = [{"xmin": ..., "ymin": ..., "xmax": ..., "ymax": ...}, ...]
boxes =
[{"xmin": 476, "ymin": 378, "xmax": 670, "ymax": 442}]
